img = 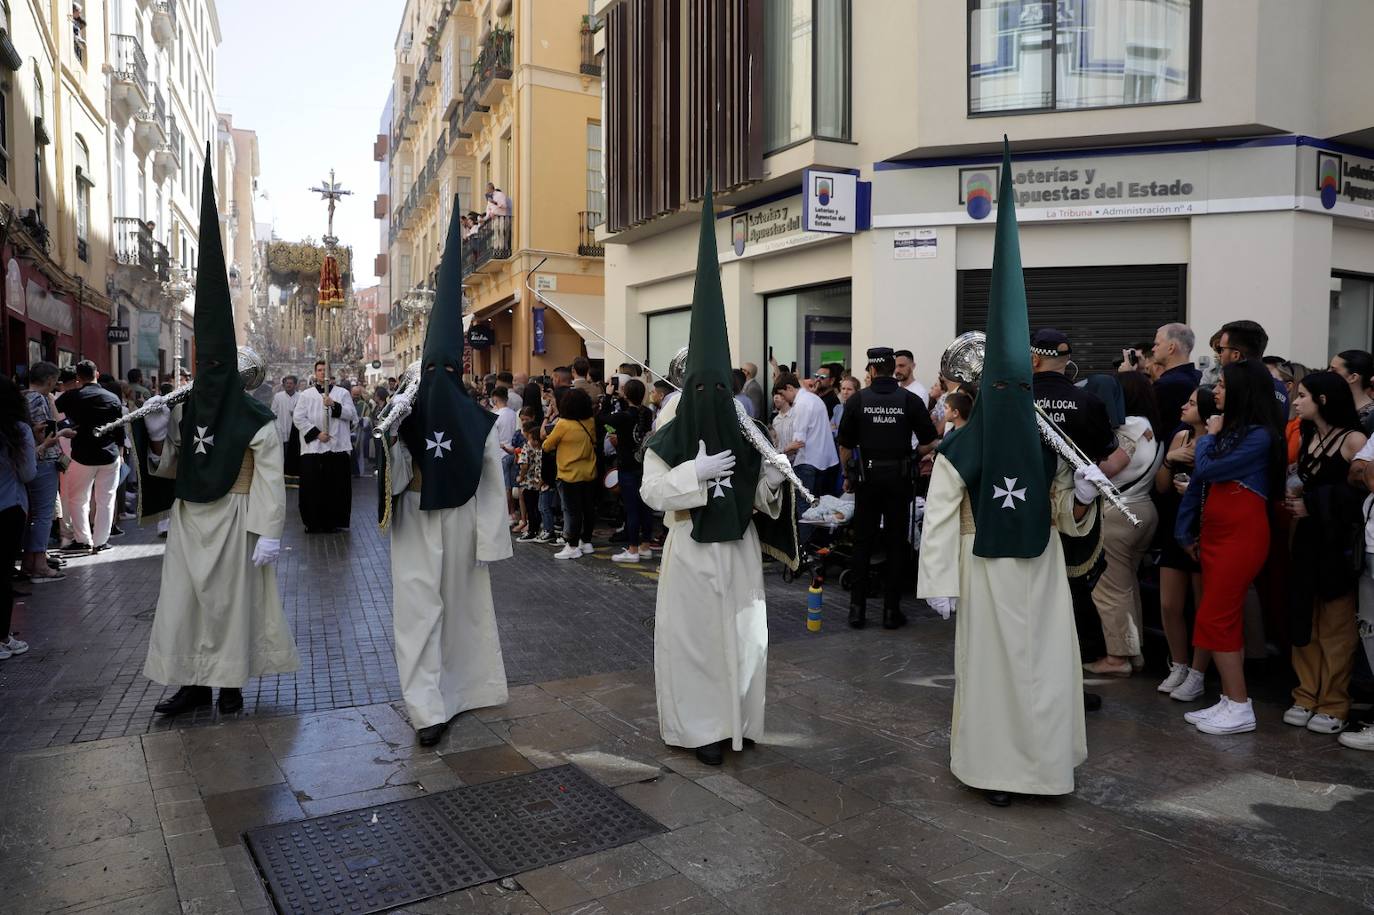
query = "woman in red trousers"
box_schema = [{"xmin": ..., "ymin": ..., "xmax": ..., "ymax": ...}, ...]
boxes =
[{"xmin": 1174, "ymin": 359, "xmax": 1285, "ymax": 736}]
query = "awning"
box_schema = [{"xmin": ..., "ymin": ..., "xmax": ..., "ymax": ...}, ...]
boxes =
[{"xmin": 539, "ymin": 293, "xmax": 606, "ymax": 360}]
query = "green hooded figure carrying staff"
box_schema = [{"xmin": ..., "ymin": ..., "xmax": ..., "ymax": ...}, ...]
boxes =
[
  {"xmin": 640, "ymin": 182, "xmax": 795, "ymax": 767},
  {"xmin": 141, "ymin": 150, "xmax": 299, "ymax": 717}
]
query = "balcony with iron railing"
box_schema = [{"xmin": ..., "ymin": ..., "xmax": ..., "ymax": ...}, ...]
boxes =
[
  {"xmin": 580, "ymin": 24, "xmax": 600, "ymax": 76},
  {"xmin": 113, "ymin": 217, "xmax": 156, "ymax": 272},
  {"xmin": 464, "ymin": 216, "xmax": 512, "ymax": 273},
  {"xmin": 471, "ymin": 29, "xmax": 514, "ymax": 108},
  {"xmin": 447, "ymin": 108, "xmax": 471, "ymax": 148},
  {"xmin": 110, "ymin": 34, "xmax": 150, "ymax": 126},
  {"xmin": 151, "ymin": 0, "xmax": 177, "ymax": 51},
  {"xmin": 460, "ymin": 74, "xmax": 489, "ymax": 135},
  {"xmin": 133, "ymin": 88, "xmax": 168, "ymax": 160},
  {"xmin": 578, "ymin": 212, "xmax": 604, "ymax": 257},
  {"xmin": 153, "ymin": 118, "xmax": 182, "ymax": 183}
]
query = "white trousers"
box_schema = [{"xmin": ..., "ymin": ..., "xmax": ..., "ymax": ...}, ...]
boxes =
[{"xmin": 66, "ymin": 459, "xmax": 121, "ymax": 548}]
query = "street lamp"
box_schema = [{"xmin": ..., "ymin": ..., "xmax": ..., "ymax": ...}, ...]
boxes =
[{"xmin": 160, "ymin": 266, "xmax": 194, "ymax": 377}]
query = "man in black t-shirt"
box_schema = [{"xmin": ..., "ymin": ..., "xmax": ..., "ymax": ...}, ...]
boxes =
[
  {"xmin": 55, "ymin": 360, "xmax": 124, "ymax": 554},
  {"xmin": 1031, "ymin": 329, "xmax": 1129, "ymax": 670}
]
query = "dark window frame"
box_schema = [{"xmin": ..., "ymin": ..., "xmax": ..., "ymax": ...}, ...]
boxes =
[
  {"xmin": 764, "ymin": 0, "xmax": 853, "ymax": 155},
  {"xmin": 965, "ymin": 0, "xmax": 1203, "ymax": 118}
]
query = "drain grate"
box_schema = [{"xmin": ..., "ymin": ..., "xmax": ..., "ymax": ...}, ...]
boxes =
[{"xmin": 246, "ymin": 764, "xmax": 664, "ymax": 915}]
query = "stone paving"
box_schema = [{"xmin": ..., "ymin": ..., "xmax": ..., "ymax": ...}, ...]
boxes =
[{"xmin": 2, "ymin": 481, "xmax": 1373, "ymax": 913}]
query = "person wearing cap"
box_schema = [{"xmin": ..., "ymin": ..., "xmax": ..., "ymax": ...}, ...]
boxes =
[
  {"xmin": 1031, "ymin": 328, "xmax": 1129, "ymax": 673},
  {"xmin": 837, "ymin": 347, "xmax": 937, "ymax": 629}
]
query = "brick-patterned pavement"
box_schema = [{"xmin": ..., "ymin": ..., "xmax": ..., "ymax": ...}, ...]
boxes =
[{"xmin": 0, "ymin": 479, "xmax": 853, "ymax": 750}]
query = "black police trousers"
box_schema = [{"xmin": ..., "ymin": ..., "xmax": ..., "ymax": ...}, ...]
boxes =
[{"xmin": 849, "ymin": 468, "xmax": 912, "ymax": 610}]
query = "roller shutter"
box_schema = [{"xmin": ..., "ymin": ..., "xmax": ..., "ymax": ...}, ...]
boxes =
[{"xmin": 957, "ymin": 264, "xmax": 1187, "ymax": 373}]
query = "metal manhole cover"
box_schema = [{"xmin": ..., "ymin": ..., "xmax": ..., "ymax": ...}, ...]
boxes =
[
  {"xmin": 246, "ymin": 764, "xmax": 664, "ymax": 915},
  {"xmin": 0, "ymin": 661, "xmax": 59, "ymax": 690}
]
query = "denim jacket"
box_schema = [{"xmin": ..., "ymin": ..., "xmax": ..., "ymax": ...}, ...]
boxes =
[{"xmin": 1175, "ymin": 425, "xmax": 1273, "ymax": 546}]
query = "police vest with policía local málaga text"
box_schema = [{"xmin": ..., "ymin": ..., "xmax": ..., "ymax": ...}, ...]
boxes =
[{"xmin": 856, "ymin": 378, "xmax": 918, "ymax": 461}]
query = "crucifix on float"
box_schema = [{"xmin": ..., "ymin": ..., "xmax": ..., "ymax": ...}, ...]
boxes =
[{"xmin": 308, "ymin": 170, "xmax": 352, "ymax": 391}]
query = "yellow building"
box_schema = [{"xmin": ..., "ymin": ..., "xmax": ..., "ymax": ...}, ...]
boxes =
[
  {"xmin": 1, "ymin": 0, "xmax": 115, "ymax": 376},
  {"xmin": 379, "ymin": 0, "xmax": 605, "ymax": 378}
]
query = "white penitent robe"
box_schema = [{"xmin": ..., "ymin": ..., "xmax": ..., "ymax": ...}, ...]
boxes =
[
  {"xmin": 917, "ymin": 455, "xmax": 1092, "ymax": 796},
  {"xmin": 389, "ymin": 426, "xmax": 511, "ymax": 729},
  {"xmin": 640, "ymin": 413, "xmax": 785, "ymax": 751},
  {"xmin": 143, "ymin": 420, "xmax": 300, "ymax": 687}
]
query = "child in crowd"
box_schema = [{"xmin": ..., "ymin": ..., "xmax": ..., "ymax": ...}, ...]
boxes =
[{"xmin": 516, "ymin": 421, "xmax": 544, "ymax": 543}]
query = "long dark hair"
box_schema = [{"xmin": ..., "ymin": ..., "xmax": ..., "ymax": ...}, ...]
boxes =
[
  {"xmin": 1215, "ymin": 360, "xmax": 1285, "ymax": 494},
  {"xmin": 521, "ymin": 381, "xmax": 543, "ymax": 424},
  {"xmin": 1118, "ymin": 371, "xmax": 1160, "ymax": 438},
  {"xmin": 1297, "ymin": 370, "xmax": 1361, "ymax": 453},
  {"xmin": 0, "ymin": 376, "xmax": 31, "ymax": 460},
  {"xmin": 559, "ymin": 387, "xmax": 594, "ymax": 421},
  {"xmin": 1337, "ymin": 349, "xmax": 1374, "ymax": 390}
]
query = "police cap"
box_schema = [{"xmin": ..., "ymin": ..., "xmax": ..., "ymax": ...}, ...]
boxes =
[
  {"xmin": 866, "ymin": 346, "xmax": 895, "ymax": 361},
  {"xmin": 1030, "ymin": 328, "xmax": 1072, "ymax": 357}
]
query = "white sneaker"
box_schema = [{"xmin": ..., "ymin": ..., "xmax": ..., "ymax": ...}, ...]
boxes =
[
  {"xmin": 1338, "ymin": 726, "xmax": 1374, "ymax": 751},
  {"xmin": 1282, "ymin": 705, "xmax": 1314, "ymax": 727},
  {"xmin": 580, "ymin": 542, "xmax": 594, "ymax": 555},
  {"xmin": 553, "ymin": 545, "xmax": 581, "ymax": 560},
  {"xmin": 1306, "ymin": 713, "xmax": 1346, "ymax": 734},
  {"xmin": 1157, "ymin": 662, "xmax": 1190, "ymax": 694},
  {"xmin": 1, "ymin": 635, "xmax": 28, "ymax": 656},
  {"xmin": 1184, "ymin": 697, "xmax": 1227, "ymax": 725},
  {"xmin": 1195, "ymin": 697, "xmax": 1256, "ymax": 735},
  {"xmin": 0, "ymin": 644, "xmax": 10, "ymax": 660},
  {"xmin": 1170, "ymin": 668, "xmax": 1205, "ymax": 702},
  {"xmin": 639, "ymin": 548, "xmax": 654, "ymax": 560},
  {"xmin": 534, "ymin": 531, "xmax": 553, "ymax": 543},
  {"xmin": 611, "ymin": 549, "xmax": 640, "ymax": 563}
]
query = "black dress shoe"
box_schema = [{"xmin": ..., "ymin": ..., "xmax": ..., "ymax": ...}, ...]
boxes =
[
  {"xmin": 154, "ymin": 685, "xmax": 212, "ymax": 716},
  {"xmin": 108, "ymin": 526, "xmax": 125, "ymax": 538},
  {"xmin": 157, "ymin": 531, "xmax": 168, "ymax": 540},
  {"xmin": 882, "ymin": 607, "xmax": 907, "ymax": 630},
  {"xmin": 217, "ymin": 688, "xmax": 244, "ymax": 714},
  {"xmin": 92, "ymin": 544, "xmax": 111, "ymax": 554},
  {"xmin": 848, "ymin": 603, "xmax": 867, "ymax": 629},
  {"xmin": 417, "ymin": 722, "xmax": 449, "ymax": 747},
  {"xmin": 984, "ymin": 790, "xmax": 1012, "ymax": 807},
  {"xmin": 1084, "ymin": 691, "xmax": 1102, "ymax": 712},
  {"xmin": 694, "ymin": 742, "xmax": 724, "ymax": 766},
  {"xmin": 60, "ymin": 542, "xmax": 92, "ymax": 554}
]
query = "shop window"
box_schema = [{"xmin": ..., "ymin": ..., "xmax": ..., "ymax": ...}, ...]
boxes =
[
  {"xmin": 646, "ymin": 307, "xmax": 691, "ymax": 381},
  {"xmin": 763, "ymin": 0, "xmax": 851, "ymax": 152},
  {"xmin": 968, "ymin": 0, "xmax": 1200, "ymax": 115},
  {"xmin": 765, "ymin": 282, "xmax": 852, "ymax": 379},
  {"xmin": 1329, "ymin": 275, "xmax": 1374, "ymax": 357}
]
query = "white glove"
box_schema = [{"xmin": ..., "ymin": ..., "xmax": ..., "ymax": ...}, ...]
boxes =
[
  {"xmin": 1073, "ymin": 464, "xmax": 1109, "ymax": 504},
  {"xmin": 694, "ymin": 439, "xmax": 736, "ymax": 484},
  {"xmin": 252, "ymin": 537, "xmax": 281, "ymax": 567},
  {"xmin": 143, "ymin": 394, "xmax": 168, "ymax": 413},
  {"xmin": 927, "ymin": 597, "xmax": 955, "ymax": 620},
  {"xmin": 475, "ymin": 559, "xmax": 490, "ymax": 570},
  {"xmin": 762, "ymin": 458, "xmax": 787, "ymax": 487},
  {"xmin": 143, "ymin": 406, "xmax": 171, "ymax": 443}
]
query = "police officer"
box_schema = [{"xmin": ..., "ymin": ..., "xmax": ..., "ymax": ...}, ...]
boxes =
[
  {"xmin": 1031, "ymin": 329, "xmax": 1129, "ymax": 708},
  {"xmin": 838, "ymin": 347, "xmax": 938, "ymax": 629}
]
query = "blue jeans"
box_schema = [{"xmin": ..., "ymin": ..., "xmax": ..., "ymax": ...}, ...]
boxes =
[
  {"xmin": 538, "ymin": 489, "xmax": 558, "ymax": 537},
  {"xmin": 796, "ymin": 463, "xmax": 820, "ymax": 544},
  {"xmin": 619, "ymin": 469, "xmax": 646, "ymax": 545},
  {"xmin": 25, "ymin": 461, "xmax": 59, "ymax": 553}
]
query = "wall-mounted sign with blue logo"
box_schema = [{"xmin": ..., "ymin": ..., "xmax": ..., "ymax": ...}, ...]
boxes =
[
  {"xmin": 467, "ymin": 324, "xmax": 494, "ymax": 350},
  {"xmin": 801, "ymin": 168, "xmax": 870, "ymax": 234},
  {"xmin": 532, "ymin": 306, "xmax": 546, "ymax": 355}
]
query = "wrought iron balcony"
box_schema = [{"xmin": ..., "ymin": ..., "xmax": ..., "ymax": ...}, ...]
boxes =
[
  {"xmin": 151, "ymin": 0, "xmax": 177, "ymax": 52},
  {"xmin": 464, "ymin": 217, "xmax": 512, "ymax": 273},
  {"xmin": 133, "ymin": 88, "xmax": 168, "ymax": 160},
  {"xmin": 578, "ymin": 212, "xmax": 603, "ymax": 257},
  {"xmin": 580, "ymin": 25, "xmax": 600, "ymax": 76},
  {"xmin": 471, "ymin": 29, "xmax": 514, "ymax": 107},
  {"xmin": 114, "ymin": 217, "xmax": 156, "ymax": 271},
  {"xmin": 110, "ymin": 34, "xmax": 150, "ymax": 125}
]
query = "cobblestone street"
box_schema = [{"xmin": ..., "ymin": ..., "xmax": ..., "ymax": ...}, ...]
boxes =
[{"xmin": 1, "ymin": 480, "xmax": 1372, "ymax": 914}]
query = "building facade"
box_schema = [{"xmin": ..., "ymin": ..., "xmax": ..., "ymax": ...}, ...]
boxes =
[
  {"xmin": 600, "ymin": 0, "xmax": 1374, "ymax": 386},
  {"xmin": 1, "ymin": 0, "xmax": 117, "ymax": 377},
  {"xmin": 222, "ymin": 116, "xmax": 258, "ymax": 345},
  {"xmin": 380, "ymin": 0, "xmax": 605, "ymax": 378},
  {"xmin": 105, "ymin": 0, "xmax": 225, "ymax": 383}
]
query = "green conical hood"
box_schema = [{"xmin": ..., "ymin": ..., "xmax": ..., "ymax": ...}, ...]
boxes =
[
  {"xmin": 175, "ymin": 145, "xmax": 273, "ymax": 503},
  {"xmin": 939, "ymin": 138, "xmax": 1053, "ymax": 557},
  {"xmin": 399, "ymin": 196, "xmax": 494, "ymax": 510},
  {"xmin": 646, "ymin": 182, "xmax": 760, "ymax": 542}
]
